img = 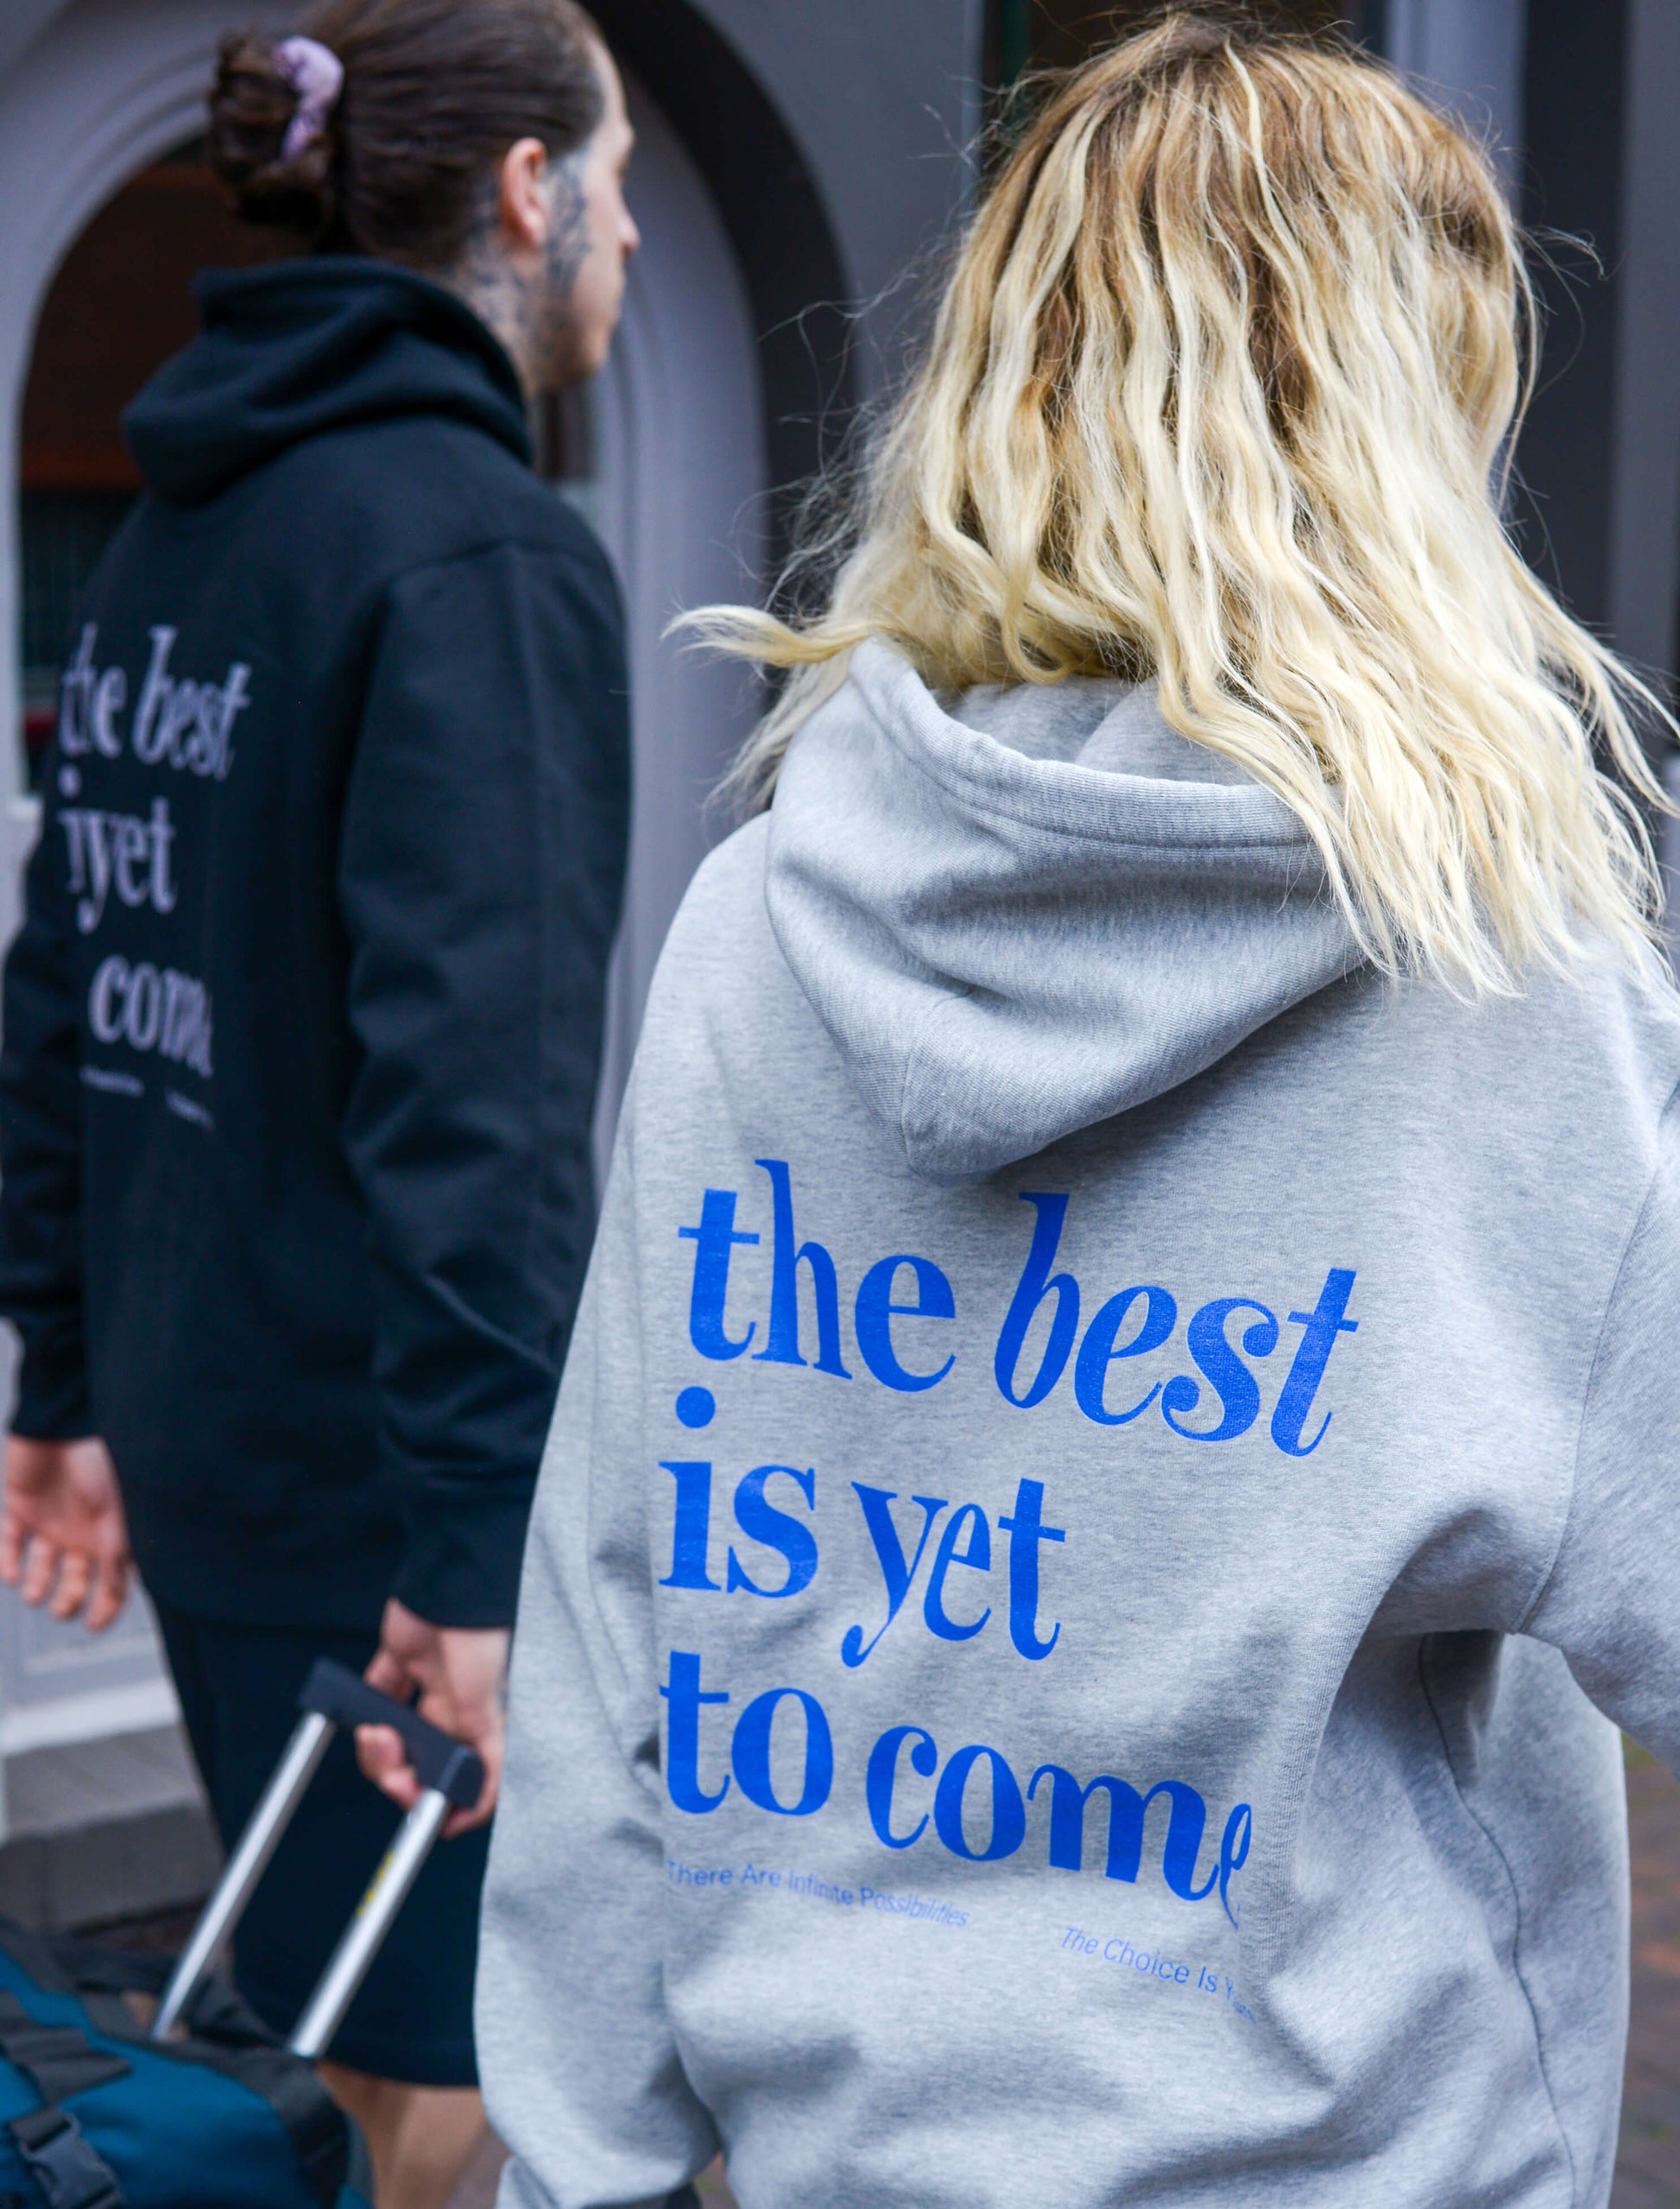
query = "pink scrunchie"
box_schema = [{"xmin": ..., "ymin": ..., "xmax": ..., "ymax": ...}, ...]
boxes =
[{"xmin": 275, "ymin": 35, "xmax": 344, "ymax": 162}]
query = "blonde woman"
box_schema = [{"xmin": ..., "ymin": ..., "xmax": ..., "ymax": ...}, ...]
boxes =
[{"xmin": 481, "ymin": 15, "xmax": 1677, "ymax": 2206}]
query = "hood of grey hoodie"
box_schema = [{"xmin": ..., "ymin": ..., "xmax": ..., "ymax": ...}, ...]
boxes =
[{"xmin": 764, "ymin": 637, "xmax": 1361, "ymax": 1182}]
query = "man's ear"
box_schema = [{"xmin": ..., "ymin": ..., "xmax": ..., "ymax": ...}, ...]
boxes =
[{"xmin": 496, "ymin": 136, "xmax": 551, "ymax": 250}]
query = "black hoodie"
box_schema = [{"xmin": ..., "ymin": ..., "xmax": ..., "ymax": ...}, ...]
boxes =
[{"xmin": 0, "ymin": 261, "xmax": 629, "ymax": 1632}]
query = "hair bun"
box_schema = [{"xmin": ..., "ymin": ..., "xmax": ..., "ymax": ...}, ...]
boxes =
[{"xmin": 206, "ymin": 33, "xmax": 338, "ymax": 237}]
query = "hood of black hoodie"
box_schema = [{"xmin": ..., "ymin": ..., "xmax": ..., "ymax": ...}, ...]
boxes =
[{"xmin": 123, "ymin": 258, "xmax": 532, "ymax": 508}]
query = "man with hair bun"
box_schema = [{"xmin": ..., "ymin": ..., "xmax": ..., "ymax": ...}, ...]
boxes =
[{"xmin": 0, "ymin": 2, "xmax": 638, "ymax": 2200}]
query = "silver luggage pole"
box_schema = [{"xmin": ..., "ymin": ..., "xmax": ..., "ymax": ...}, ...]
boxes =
[
  {"xmin": 287, "ymin": 1788, "xmax": 452, "ymax": 2059},
  {"xmin": 152, "ymin": 1657, "xmax": 484, "ymax": 2049},
  {"xmin": 153, "ymin": 1709, "xmax": 334, "ymax": 2039}
]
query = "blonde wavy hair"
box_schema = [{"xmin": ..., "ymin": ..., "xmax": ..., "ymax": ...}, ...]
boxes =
[{"xmin": 692, "ymin": 9, "xmax": 1671, "ymax": 992}]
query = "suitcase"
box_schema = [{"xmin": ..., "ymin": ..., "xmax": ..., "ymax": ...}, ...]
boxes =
[{"xmin": 0, "ymin": 1658, "xmax": 483, "ymax": 2209}]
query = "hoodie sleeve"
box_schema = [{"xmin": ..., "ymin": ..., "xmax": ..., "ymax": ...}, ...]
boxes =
[
  {"xmin": 1522, "ymin": 1081, "xmax": 1680, "ymax": 1767},
  {"xmin": 0, "ymin": 779, "xmax": 93, "ymax": 1439},
  {"xmin": 338, "ymin": 534, "xmax": 629, "ymax": 1630},
  {"xmin": 477, "ymin": 1067, "xmax": 718, "ymax": 2209}
]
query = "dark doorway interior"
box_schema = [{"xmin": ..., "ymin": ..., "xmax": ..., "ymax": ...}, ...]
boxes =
[
  {"xmin": 18, "ymin": 149, "xmax": 291, "ymax": 785},
  {"xmin": 1513, "ymin": 0, "xmax": 1629, "ymax": 642}
]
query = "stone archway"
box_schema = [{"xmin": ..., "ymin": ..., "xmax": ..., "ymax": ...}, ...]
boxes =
[{"xmin": 0, "ymin": 0, "xmax": 299, "ymax": 826}]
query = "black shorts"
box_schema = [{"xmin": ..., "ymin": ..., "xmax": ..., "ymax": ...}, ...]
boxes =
[{"xmin": 155, "ymin": 1604, "xmax": 489, "ymax": 2087}]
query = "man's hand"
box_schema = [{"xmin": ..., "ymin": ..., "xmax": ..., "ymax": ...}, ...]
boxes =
[
  {"xmin": 0, "ymin": 1435, "xmax": 131, "ymax": 1632},
  {"xmin": 357, "ymin": 1598, "xmax": 508, "ymax": 1837}
]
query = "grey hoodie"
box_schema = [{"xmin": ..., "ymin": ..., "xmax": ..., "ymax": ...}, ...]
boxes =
[{"xmin": 481, "ymin": 639, "xmax": 1680, "ymax": 2209}]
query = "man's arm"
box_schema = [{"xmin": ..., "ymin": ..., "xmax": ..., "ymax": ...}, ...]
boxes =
[
  {"xmin": 338, "ymin": 535, "xmax": 629, "ymax": 1819},
  {"xmin": 0, "ymin": 782, "xmax": 92, "ymax": 1436},
  {"xmin": 0, "ymin": 777, "xmax": 132, "ymax": 1630}
]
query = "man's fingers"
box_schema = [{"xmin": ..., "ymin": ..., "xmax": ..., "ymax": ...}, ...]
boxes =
[
  {"xmin": 20, "ymin": 1535, "xmax": 60, "ymax": 1608},
  {"xmin": 0, "ymin": 1440, "xmax": 128, "ymax": 1637},
  {"xmin": 442, "ymin": 1756, "xmax": 499, "ymax": 1837},
  {"xmin": 355, "ymin": 1721, "xmax": 406, "ymax": 1776},
  {"xmin": 382, "ymin": 1695, "xmax": 499, "ymax": 1835},
  {"xmin": 414, "ymin": 1697, "xmax": 502, "ymax": 1813},
  {"xmin": 360, "ymin": 1611, "xmax": 508, "ymax": 1839},
  {"xmin": 362, "ymin": 1644, "xmax": 413, "ymax": 1700},
  {"xmin": 416, "ymin": 1685, "xmax": 478, "ymax": 1741},
  {"xmin": 84, "ymin": 1555, "xmax": 128, "ymax": 1634},
  {"xmin": 415, "ymin": 1667, "xmax": 504, "ymax": 1743},
  {"xmin": 49, "ymin": 1550, "xmax": 90, "ymax": 1621},
  {"xmin": 355, "ymin": 1722, "xmax": 422, "ymax": 1809},
  {"xmin": 439, "ymin": 1721, "xmax": 502, "ymax": 1837},
  {"xmin": 431, "ymin": 1693, "xmax": 505, "ymax": 1833}
]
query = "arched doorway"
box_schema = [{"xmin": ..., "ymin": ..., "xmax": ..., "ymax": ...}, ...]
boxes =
[
  {"xmin": 0, "ymin": 0, "xmax": 775, "ymax": 1809},
  {"xmin": 18, "ymin": 147, "xmax": 294, "ymax": 788}
]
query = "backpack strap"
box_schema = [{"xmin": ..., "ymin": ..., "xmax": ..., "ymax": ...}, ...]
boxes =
[
  {"xmin": 0, "ymin": 1934, "xmax": 159, "ymax": 2007},
  {"xmin": 183, "ymin": 2044, "xmax": 348, "ymax": 2209},
  {"xmin": 0, "ymin": 1928, "xmax": 345, "ymax": 2209},
  {"xmin": 78, "ymin": 1991, "xmax": 347, "ymax": 2209},
  {"xmin": 0, "ymin": 1997, "xmax": 129, "ymax": 2107},
  {"xmin": 6, "ymin": 2108, "xmax": 123, "ymax": 2209},
  {"xmin": 0, "ymin": 1927, "xmax": 78, "ymax": 1998}
]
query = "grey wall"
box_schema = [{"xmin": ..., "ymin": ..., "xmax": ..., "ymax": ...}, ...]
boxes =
[
  {"xmin": 1517, "ymin": 0, "xmax": 1680, "ymax": 703},
  {"xmin": 0, "ymin": 1, "xmax": 64, "ymax": 83},
  {"xmin": 687, "ymin": 0, "xmax": 985, "ymax": 396},
  {"xmin": 1381, "ymin": 0, "xmax": 1525, "ymax": 150},
  {"xmin": 1607, "ymin": 0, "xmax": 1680, "ymax": 690},
  {"xmin": 585, "ymin": 0, "xmax": 982, "ymax": 575}
]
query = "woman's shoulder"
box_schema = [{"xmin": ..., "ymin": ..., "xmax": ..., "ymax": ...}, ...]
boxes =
[
  {"xmin": 1501, "ymin": 948, "xmax": 1680, "ymax": 1110},
  {"xmin": 661, "ymin": 815, "xmax": 774, "ymax": 968},
  {"xmin": 1338, "ymin": 948, "xmax": 1680, "ymax": 1227},
  {"xmin": 639, "ymin": 815, "xmax": 798, "ymax": 1038}
]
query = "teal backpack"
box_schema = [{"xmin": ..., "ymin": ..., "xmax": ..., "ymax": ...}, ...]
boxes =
[
  {"xmin": 0, "ymin": 1660, "xmax": 483, "ymax": 2209},
  {"xmin": 0, "ymin": 1921, "xmax": 370, "ymax": 2208}
]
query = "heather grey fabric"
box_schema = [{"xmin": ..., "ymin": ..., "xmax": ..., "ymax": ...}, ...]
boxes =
[
  {"xmin": 482, "ymin": 640, "xmax": 1680, "ymax": 2209},
  {"xmin": 767, "ymin": 645, "xmax": 1361, "ymax": 1181}
]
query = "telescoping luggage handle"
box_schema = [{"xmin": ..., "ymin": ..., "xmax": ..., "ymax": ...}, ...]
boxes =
[{"xmin": 150, "ymin": 1659, "xmax": 485, "ymax": 2055}]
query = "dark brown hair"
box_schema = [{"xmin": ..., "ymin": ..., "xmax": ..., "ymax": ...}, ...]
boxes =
[{"xmin": 207, "ymin": 0, "xmax": 605, "ymax": 268}]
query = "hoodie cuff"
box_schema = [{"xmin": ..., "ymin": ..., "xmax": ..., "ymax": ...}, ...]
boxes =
[
  {"xmin": 12, "ymin": 1337, "xmax": 94, "ymax": 1441},
  {"xmin": 388, "ymin": 1477, "xmax": 536, "ymax": 1630}
]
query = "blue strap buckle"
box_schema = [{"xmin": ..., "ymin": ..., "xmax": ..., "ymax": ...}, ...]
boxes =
[{"xmin": 8, "ymin": 2108, "xmax": 123, "ymax": 2209}]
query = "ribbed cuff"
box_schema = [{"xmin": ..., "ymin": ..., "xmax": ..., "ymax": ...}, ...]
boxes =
[
  {"xmin": 12, "ymin": 1338, "xmax": 93, "ymax": 1440},
  {"xmin": 389, "ymin": 1478, "xmax": 535, "ymax": 1628}
]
